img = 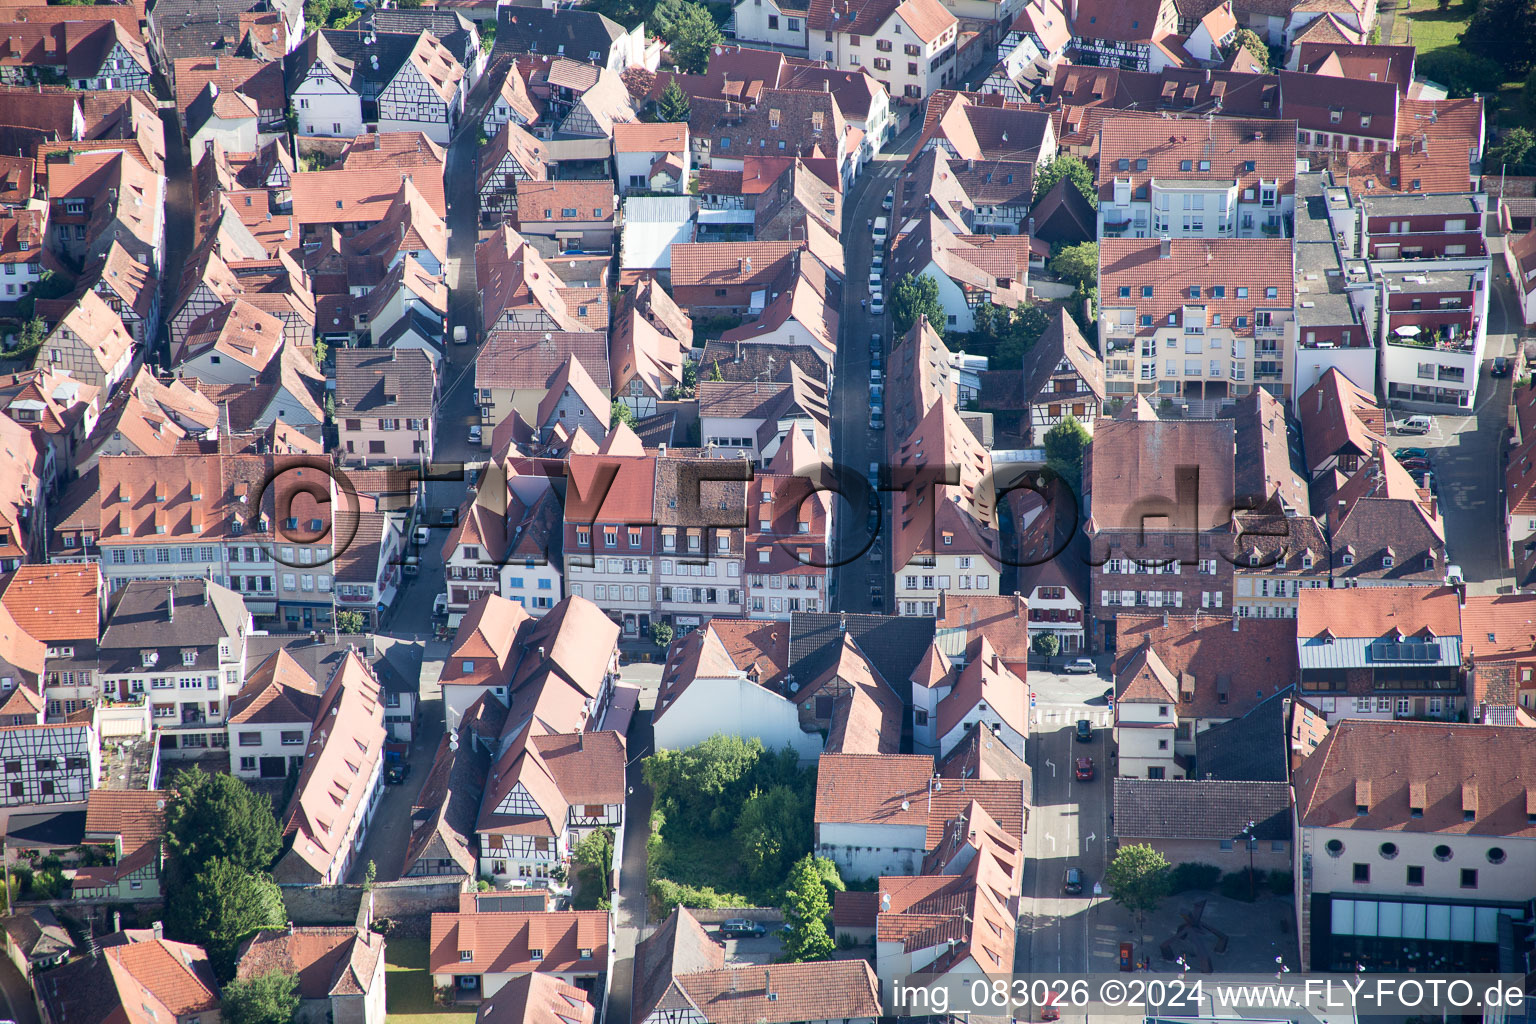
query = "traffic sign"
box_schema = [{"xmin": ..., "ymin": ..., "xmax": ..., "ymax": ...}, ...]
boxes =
[{"xmin": 1029, "ymin": 691, "xmax": 1036, "ymax": 708}]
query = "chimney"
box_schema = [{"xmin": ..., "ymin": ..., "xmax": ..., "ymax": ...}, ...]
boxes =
[
  {"xmin": 1158, "ymin": 236, "xmax": 1171, "ymax": 259},
  {"xmin": 167, "ymin": 585, "xmax": 175, "ymax": 622},
  {"xmin": 839, "ymin": 611, "xmax": 847, "ymax": 633},
  {"xmin": 152, "ymin": 920, "xmax": 163, "ymax": 939},
  {"xmin": 822, "ymin": 79, "xmax": 830, "ymax": 92},
  {"xmin": 1232, "ymin": 614, "xmax": 1239, "ymax": 632}
]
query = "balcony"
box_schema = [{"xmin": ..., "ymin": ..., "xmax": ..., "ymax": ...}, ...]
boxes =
[
  {"xmin": 1254, "ymin": 325, "xmax": 1283, "ymax": 339},
  {"xmin": 1386, "ymin": 322, "xmax": 1479, "ymax": 352},
  {"xmin": 337, "ymin": 589, "xmax": 374, "ymax": 603}
]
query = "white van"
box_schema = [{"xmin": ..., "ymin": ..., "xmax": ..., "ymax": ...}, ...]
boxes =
[
  {"xmin": 1398, "ymin": 414, "xmax": 1432, "ymax": 435},
  {"xmin": 872, "ymin": 217, "xmax": 888, "ymax": 244}
]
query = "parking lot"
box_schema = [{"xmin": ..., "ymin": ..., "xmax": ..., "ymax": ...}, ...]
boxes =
[{"xmin": 709, "ymin": 924, "xmax": 786, "ymax": 966}]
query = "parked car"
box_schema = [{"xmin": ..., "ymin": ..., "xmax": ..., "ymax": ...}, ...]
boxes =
[
  {"xmin": 1075, "ymin": 719, "xmax": 1093, "ymax": 743},
  {"xmin": 870, "ymin": 367, "xmax": 883, "ymax": 384},
  {"xmin": 720, "ymin": 919, "xmax": 766, "ymax": 938},
  {"xmin": 868, "ymin": 461, "xmax": 880, "ymax": 488},
  {"xmin": 1062, "ymin": 657, "xmax": 1096, "ymax": 674},
  {"xmin": 868, "ymin": 270, "xmax": 882, "ymax": 291},
  {"xmin": 872, "ymin": 252, "xmax": 884, "ymax": 270},
  {"xmin": 1062, "ymin": 868, "xmax": 1084, "ymax": 895},
  {"xmin": 870, "ymin": 332, "xmax": 882, "ymax": 348},
  {"xmin": 1493, "ymin": 356, "xmax": 1511, "ymax": 377},
  {"xmin": 881, "ymin": 189, "xmax": 894, "ymax": 211},
  {"xmin": 870, "ymin": 382, "xmax": 884, "ymax": 402},
  {"xmin": 1397, "ymin": 414, "xmax": 1432, "ymax": 435},
  {"xmin": 870, "ymin": 410, "xmax": 885, "ymax": 430},
  {"xmin": 468, "ymin": 423, "xmax": 483, "ymax": 446},
  {"xmin": 385, "ymin": 761, "xmax": 411, "ymax": 784},
  {"xmin": 870, "ymin": 348, "xmax": 882, "ymax": 370},
  {"xmin": 1074, "ymin": 756, "xmax": 1095, "ymax": 781},
  {"xmin": 870, "ymin": 294, "xmax": 885, "ymax": 316},
  {"xmin": 453, "ymin": 325, "xmax": 468, "ymax": 344},
  {"xmin": 413, "ymin": 526, "xmax": 430, "ymax": 546},
  {"xmin": 1394, "ymin": 447, "xmax": 1429, "ymax": 461},
  {"xmin": 1399, "ymin": 457, "xmax": 1432, "ymax": 473},
  {"xmin": 433, "ymin": 594, "xmax": 448, "ymax": 617},
  {"xmin": 439, "ymin": 507, "xmax": 458, "ymax": 527}
]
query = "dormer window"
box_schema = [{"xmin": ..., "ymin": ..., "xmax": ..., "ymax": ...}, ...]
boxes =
[
  {"xmin": 580, "ymin": 948, "xmax": 593, "ymax": 959},
  {"xmin": 529, "ymin": 949, "xmax": 544, "ymax": 961},
  {"xmin": 459, "ymin": 950, "xmax": 473, "ymax": 962},
  {"xmin": 462, "ymin": 661, "xmax": 474, "ymax": 672},
  {"xmin": 181, "ymin": 650, "xmax": 196, "ymax": 666},
  {"xmin": 1302, "ymin": 553, "xmax": 1314, "ymax": 569}
]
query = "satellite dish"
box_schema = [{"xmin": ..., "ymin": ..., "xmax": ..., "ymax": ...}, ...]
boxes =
[{"xmin": 714, "ymin": 46, "xmax": 722, "ymax": 55}]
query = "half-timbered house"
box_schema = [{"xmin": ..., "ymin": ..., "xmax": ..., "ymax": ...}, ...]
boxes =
[
  {"xmin": 479, "ymin": 122, "xmax": 548, "ymax": 225},
  {"xmin": 35, "ymin": 292, "xmax": 136, "ymax": 397},
  {"xmin": 1021, "ymin": 309, "xmax": 1104, "ymax": 446},
  {"xmin": 376, "ymin": 31, "xmax": 464, "ymax": 144}
]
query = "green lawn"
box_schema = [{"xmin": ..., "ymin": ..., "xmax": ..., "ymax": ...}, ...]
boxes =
[
  {"xmin": 385, "ymin": 938, "xmax": 476, "ymax": 1024},
  {"xmin": 1394, "ymin": 0, "xmax": 1472, "ymax": 58},
  {"xmin": 1395, "ymin": 0, "xmax": 1536, "ymax": 132}
]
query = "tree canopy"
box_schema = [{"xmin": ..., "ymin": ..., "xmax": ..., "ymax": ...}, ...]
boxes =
[
  {"xmin": 1489, "ymin": 126, "xmax": 1536, "ymax": 170},
  {"xmin": 780, "ymin": 855, "xmax": 836, "ymax": 961},
  {"xmin": 611, "ymin": 399, "xmax": 637, "ymax": 428},
  {"xmin": 890, "ymin": 273, "xmax": 945, "ymax": 337},
  {"xmin": 668, "ymin": 2, "xmax": 723, "ymax": 73},
  {"xmin": 1222, "ymin": 28, "xmax": 1270, "ymax": 69},
  {"xmin": 1032, "ymin": 153, "xmax": 1097, "ymax": 208},
  {"xmin": 163, "ymin": 767, "xmax": 282, "ymax": 888},
  {"xmin": 658, "ymin": 79, "xmax": 692, "ymax": 122},
  {"xmin": 1044, "ymin": 416, "xmax": 1092, "ymax": 497},
  {"xmin": 221, "ymin": 972, "xmax": 301, "ymax": 1024},
  {"xmin": 1105, "ymin": 843, "xmax": 1172, "ymax": 923},
  {"xmin": 1049, "ymin": 242, "xmax": 1098, "ymax": 288},
  {"xmin": 167, "ymin": 858, "xmax": 287, "ymax": 981},
  {"xmin": 1416, "ymin": 49, "xmax": 1506, "ymax": 98},
  {"xmin": 971, "ymin": 301, "xmax": 1051, "ymax": 367},
  {"xmin": 1464, "ymin": 0, "xmax": 1536, "ymax": 76},
  {"xmin": 733, "ymin": 784, "xmax": 811, "ymax": 887}
]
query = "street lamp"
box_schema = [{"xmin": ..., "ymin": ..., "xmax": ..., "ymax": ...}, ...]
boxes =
[{"xmin": 1239, "ymin": 820, "xmax": 1257, "ymax": 901}]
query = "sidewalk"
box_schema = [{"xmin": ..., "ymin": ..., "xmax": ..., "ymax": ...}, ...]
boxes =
[{"xmin": 1088, "ymin": 889, "xmax": 1299, "ymax": 973}]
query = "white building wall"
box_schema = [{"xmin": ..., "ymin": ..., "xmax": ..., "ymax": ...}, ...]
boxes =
[
  {"xmin": 228, "ymin": 721, "xmax": 310, "ymax": 779},
  {"xmin": 293, "ymin": 76, "xmax": 364, "ymax": 138},
  {"xmin": 653, "ymin": 675, "xmax": 823, "ymax": 761},
  {"xmin": 731, "ymin": 0, "xmax": 810, "ymax": 52},
  {"xmin": 817, "ymin": 821, "xmax": 928, "ymax": 879},
  {"xmin": 1306, "ymin": 826, "xmax": 1536, "ymax": 904}
]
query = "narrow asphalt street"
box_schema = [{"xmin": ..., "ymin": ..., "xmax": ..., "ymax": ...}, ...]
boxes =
[
  {"xmin": 1401, "ymin": 253, "xmax": 1520, "ymax": 595},
  {"xmin": 605, "ymin": 704, "xmax": 656, "ymax": 1024},
  {"xmin": 831, "ymin": 127, "xmax": 920, "ymax": 613},
  {"xmin": 154, "ymin": 102, "xmax": 194, "ymax": 366}
]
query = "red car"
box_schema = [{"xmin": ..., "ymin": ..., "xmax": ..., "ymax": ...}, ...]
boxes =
[{"xmin": 1075, "ymin": 756, "xmax": 1095, "ymax": 781}]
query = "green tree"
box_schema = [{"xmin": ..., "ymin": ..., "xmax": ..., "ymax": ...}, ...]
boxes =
[
  {"xmin": 1489, "ymin": 126, "xmax": 1536, "ymax": 169},
  {"xmin": 890, "ymin": 273, "xmax": 945, "ymax": 337},
  {"xmin": 1105, "ymin": 843, "xmax": 1172, "ymax": 935},
  {"xmin": 363, "ymin": 859, "xmax": 377, "ymax": 892},
  {"xmin": 651, "ymin": 0, "xmax": 685, "ymax": 36},
  {"xmin": 10, "ymin": 316, "xmax": 46, "ymax": 358},
  {"xmin": 650, "ymin": 620, "xmax": 674, "ymax": 649},
  {"xmin": 221, "ymin": 972, "xmax": 300, "ymax": 1024},
  {"xmin": 1416, "ymin": 49, "xmax": 1506, "ymax": 98},
  {"xmin": 1044, "ymin": 415, "xmax": 1091, "ymax": 496},
  {"xmin": 780, "ymin": 854, "xmax": 835, "ymax": 961},
  {"xmin": 657, "ymin": 79, "xmax": 692, "ymax": 122},
  {"xmin": 1464, "ymin": 0, "xmax": 1536, "ymax": 76},
  {"xmin": 1032, "ymin": 632, "xmax": 1060, "ymax": 657},
  {"xmin": 733, "ymin": 784, "xmax": 808, "ymax": 886},
  {"xmin": 644, "ymin": 734, "xmax": 764, "ymax": 832},
  {"xmin": 573, "ymin": 828, "xmax": 616, "ymax": 898},
  {"xmin": 335, "ymin": 610, "xmax": 365, "ymax": 634},
  {"xmin": 668, "ymin": 2, "xmax": 723, "ymax": 74},
  {"xmin": 611, "ymin": 399, "xmax": 637, "ymax": 427},
  {"xmin": 1049, "ymin": 242, "xmax": 1098, "ymax": 288},
  {"xmin": 167, "ymin": 858, "xmax": 286, "ymax": 981},
  {"xmin": 1221, "ymin": 28, "xmax": 1270, "ymax": 70},
  {"xmin": 1032, "ymin": 152, "xmax": 1097, "ymax": 208},
  {"xmin": 162, "ymin": 767, "xmax": 282, "ymax": 889},
  {"xmin": 709, "ymin": 359, "xmax": 725, "ymax": 382},
  {"xmin": 313, "ymin": 337, "xmax": 328, "ymax": 367},
  {"xmin": 479, "ymin": 20, "xmax": 496, "ymax": 52}
]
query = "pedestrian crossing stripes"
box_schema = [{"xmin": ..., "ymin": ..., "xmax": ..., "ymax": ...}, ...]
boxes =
[{"xmin": 1031, "ymin": 709, "xmax": 1113, "ymax": 727}]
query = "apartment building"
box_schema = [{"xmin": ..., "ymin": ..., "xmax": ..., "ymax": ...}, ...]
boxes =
[
  {"xmin": 92, "ymin": 453, "xmax": 339, "ymax": 630},
  {"xmin": 1295, "ymin": 586, "xmax": 1464, "ymax": 723},
  {"xmin": 562, "ymin": 452, "xmax": 750, "ymax": 636},
  {"xmin": 1292, "ymin": 721, "xmax": 1536, "ymax": 971},
  {"xmin": 335, "ymin": 347, "xmax": 438, "ymax": 465},
  {"xmin": 1097, "ymin": 236, "xmax": 1295, "ymax": 404},
  {"xmin": 0, "ymin": 565, "xmax": 106, "ymax": 723},
  {"xmin": 96, "ymin": 579, "xmax": 251, "ymax": 757},
  {"xmin": 807, "ymin": 0, "xmax": 959, "ymax": 105},
  {"xmin": 891, "ymin": 402, "xmax": 1001, "ymax": 616},
  {"xmin": 1069, "ymin": 0, "xmax": 1180, "ymax": 71},
  {"xmin": 1097, "ymin": 117, "xmax": 1297, "ymax": 240},
  {"xmin": 745, "ymin": 472, "xmax": 832, "ymax": 618},
  {"xmin": 442, "ymin": 466, "xmax": 564, "ymax": 623}
]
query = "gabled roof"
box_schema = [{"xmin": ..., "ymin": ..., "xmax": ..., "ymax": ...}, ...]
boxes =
[
  {"xmin": 672, "ymin": 962, "xmax": 882, "ymax": 1024},
  {"xmin": 480, "ymin": 973, "xmax": 595, "ymax": 1024},
  {"xmin": 236, "ymin": 927, "xmax": 385, "ymax": 1000},
  {"xmin": 536, "ymin": 353, "xmax": 611, "ymax": 431},
  {"xmin": 631, "ymin": 907, "xmax": 724, "ymax": 1024},
  {"xmin": 428, "ymin": 910, "xmax": 609, "ymax": 975},
  {"xmin": 1020, "ymin": 308, "xmax": 1103, "ymax": 404},
  {"xmin": 1293, "ymin": 720, "xmax": 1536, "ymax": 836},
  {"xmin": 1114, "ymin": 779, "xmax": 1292, "ymax": 840},
  {"xmin": 228, "ymin": 647, "xmax": 322, "ymax": 725},
  {"xmin": 1113, "ymin": 613, "xmax": 1298, "ymax": 720}
]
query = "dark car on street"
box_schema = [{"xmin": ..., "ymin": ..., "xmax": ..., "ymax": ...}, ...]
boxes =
[{"xmin": 1075, "ymin": 719, "xmax": 1093, "ymax": 742}]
